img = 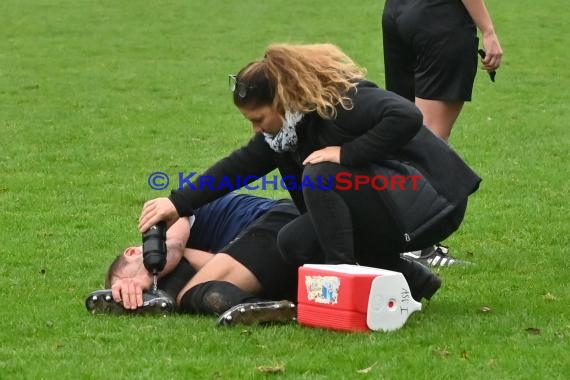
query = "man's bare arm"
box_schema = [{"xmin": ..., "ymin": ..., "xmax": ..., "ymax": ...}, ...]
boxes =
[{"xmin": 159, "ymin": 217, "xmax": 191, "ymax": 278}]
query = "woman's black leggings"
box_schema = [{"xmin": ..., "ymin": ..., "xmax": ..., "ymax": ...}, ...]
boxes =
[{"xmin": 277, "ymin": 162, "xmax": 467, "ymax": 270}]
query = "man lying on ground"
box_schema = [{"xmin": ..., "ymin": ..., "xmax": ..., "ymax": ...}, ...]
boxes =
[{"xmin": 86, "ymin": 192, "xmax": 300, "ymax": 325}]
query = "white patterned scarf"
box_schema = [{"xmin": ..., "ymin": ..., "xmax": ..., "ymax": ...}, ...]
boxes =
[{"xmin": 263, "ymin": 110, "xmax": 304, "ymax": 153}]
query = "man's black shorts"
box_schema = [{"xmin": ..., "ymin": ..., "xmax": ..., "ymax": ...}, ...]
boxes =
[
  {"xmin": 158, "ymin": 201, "xmax": 300, "ymax": 302},
  {"xmin": 382, "ymin": 0, "xmax": 479, "ymax": 101},
  {"xmin": 221, "ymin": 201, "xmax": 300, "ymax": 301}
]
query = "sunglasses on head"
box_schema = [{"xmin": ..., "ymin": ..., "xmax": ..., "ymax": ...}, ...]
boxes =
[{"xmin": 228, "ymin": 74, "xmax": 257, "ymax": 98}]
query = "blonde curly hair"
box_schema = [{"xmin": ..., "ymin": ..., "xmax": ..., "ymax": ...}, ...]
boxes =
[{"xmin": 232, "ymin": 43, "xmax": 366, "ymax": 119}]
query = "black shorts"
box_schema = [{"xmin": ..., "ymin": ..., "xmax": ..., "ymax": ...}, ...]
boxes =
[
  {"xmin": 382, "ymin": 0, "xmax": 478, "ymax": 101},
  {"xmin": 158, "ymin": 201, "xmax": 300, "ymax": 301},
  {"xmin": 221, "ymin": 201, "xmax": 300, "ymax": 301}
]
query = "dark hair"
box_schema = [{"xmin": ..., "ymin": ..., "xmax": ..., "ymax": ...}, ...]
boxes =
[
  {"xmin": 232, "ymin": 61, "xmax": 276, "ymax": 110},
  {"xmin": 105, "ymin": 254, "xmax": 128, "ymax": 288}
]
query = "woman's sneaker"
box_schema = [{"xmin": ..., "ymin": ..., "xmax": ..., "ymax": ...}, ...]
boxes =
[
  {"xmin": 401, "ymin": 244, "xmax": 470, "ymax": 268},
  {"xmin": 217, "ymin": 300, "xmax": 297, "ymax": 326},
  {"xmin": 85, "ymin": 289, "xmax": 175, "ymax": 316},
  {"xmin": 399, "ymin": 258, "xmax": 442, "ymax": 301}
]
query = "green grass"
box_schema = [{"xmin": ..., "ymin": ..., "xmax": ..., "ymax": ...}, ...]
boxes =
[{"xmin": 0, "ymin": 0, "xmax": 568, "ymax": 378}]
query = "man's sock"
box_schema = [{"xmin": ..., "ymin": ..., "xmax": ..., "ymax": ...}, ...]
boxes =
[{"xmin": 178, "ymin": 280, "xmax": 262, "ymax": 315}]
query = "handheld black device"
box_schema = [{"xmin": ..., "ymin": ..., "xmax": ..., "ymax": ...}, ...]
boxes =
[
  {"xmin": 142, "ymin": 221, "xmax": 167, "ymax": 276},
  {"xmin": 478, "ymin": 49, "xmax": 496, "ymax": 82}
]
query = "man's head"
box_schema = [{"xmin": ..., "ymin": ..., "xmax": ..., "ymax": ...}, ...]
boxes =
[{"xmin": 105, "ymin": 246, "xmax": 152, "ymax": 288}]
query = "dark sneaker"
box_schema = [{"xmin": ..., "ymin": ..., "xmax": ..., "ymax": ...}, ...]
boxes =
[
  {"xmin": 85, "ymin": 289, "xmax": 175, "ymax": 316},
  {"xmin": 413, "ymin": 264, "xmax": 442, "ymax": 301},
  {"xmin": 216, "ymin": 300, "xmax": 296, "ymax": 326},
  {"xmin": 401, "ymin": 244, "xmax": 471, "ymax": 268},
  {"xmin": 397, "ymin": 257, "xmax": 442, "ymax": 302}
]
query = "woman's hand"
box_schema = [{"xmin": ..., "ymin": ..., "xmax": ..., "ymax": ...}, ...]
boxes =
[
  {"xmin": 481, "ymin": 31, "xmax": 503, "ymax": 72},
  {"xmin": 111, "ymin": 277, "xmax": 149, "ymax": 310},
  {"xmin": 138, "ymin": 197, "xmax": 179, "ymax": 233},
  {"xmin": 303, "ymin": 146, "xmax": 341, "ymax": 165}
]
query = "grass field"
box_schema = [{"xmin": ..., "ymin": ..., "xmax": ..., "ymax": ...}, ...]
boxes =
[{"xmin": 0, "ymin": 0, "xmax": 568, "ymax": 379}]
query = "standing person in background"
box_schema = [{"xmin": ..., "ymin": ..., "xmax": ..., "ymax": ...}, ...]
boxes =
[
  {"xmin": 382, "ymin": 0, "xmax": 503, "ymax": 141},
  {"xmin": 382, "ymin": 0, "xmax": 502, "ymax": 266}
]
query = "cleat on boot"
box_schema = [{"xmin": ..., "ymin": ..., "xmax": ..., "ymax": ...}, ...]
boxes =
[
  {"xmin": 85, "ymin": 289, "xmax": 175, "ymax": 316},
  {"xmin": 217, "ymin": 300, "xmax": 296, "ymax": 326}
]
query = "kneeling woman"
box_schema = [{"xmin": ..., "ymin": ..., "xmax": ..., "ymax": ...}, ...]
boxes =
[{"xmin": 139, "ymin": 43, "xmax": 481, "ymax": 302}]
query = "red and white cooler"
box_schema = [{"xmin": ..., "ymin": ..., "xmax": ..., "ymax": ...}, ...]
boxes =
[{"xmin": 297, "ymin": 264, "xmax": 422, "ymax": 332}]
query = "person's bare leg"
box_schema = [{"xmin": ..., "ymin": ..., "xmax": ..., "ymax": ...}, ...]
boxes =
[
  {"xmin": 415, "ymin": 98, "xmax": 464, "ymax": 141},
  {"xmin": 176, "ymin": 253, "xmax": 262, "ymax": 305}
]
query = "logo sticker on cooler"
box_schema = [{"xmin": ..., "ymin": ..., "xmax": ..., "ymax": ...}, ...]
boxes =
[{"xmin": 305, "ymin": 276, "xmax": 341, "ymax": 304}]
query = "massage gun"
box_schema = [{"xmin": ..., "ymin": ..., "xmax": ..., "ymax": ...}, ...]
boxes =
[{"xmin": 142, "ymin": 221, "xmax": 167, "ymax": 292}]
